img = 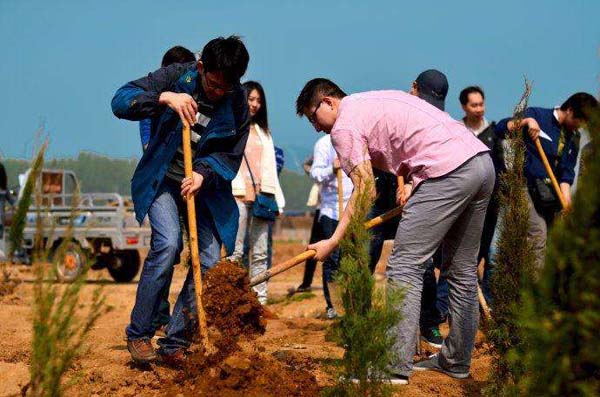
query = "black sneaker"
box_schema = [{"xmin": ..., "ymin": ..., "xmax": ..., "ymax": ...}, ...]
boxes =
[
  {"xmin": 295, "ymin": 284, "xmax": 312, "ymax": 293},
  {"xmin": 420, "ymin": 326, "xmax": 443, "ymax": 348},
  {"xmin": 413, "ymin": 353, "xmax": 469, "ymax": 379}
]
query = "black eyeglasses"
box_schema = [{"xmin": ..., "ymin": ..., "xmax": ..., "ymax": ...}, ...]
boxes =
[
  {"xmin": 307, "ymin": 100, "xmax": 323, "ymax": 124},
  {"xmin": 202, "ymin": 72, "xmax": 235, "ymax": 95}
]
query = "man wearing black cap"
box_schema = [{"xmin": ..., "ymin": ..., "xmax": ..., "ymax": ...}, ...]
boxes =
[{"xmin": 410, "ymin": 69, "xmax": 449, "ymax": 111}]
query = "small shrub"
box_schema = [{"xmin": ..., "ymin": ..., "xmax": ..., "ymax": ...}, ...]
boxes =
[
  {"xmin": 325, "ymin": 177, "xmax": 402, "ymax": 397},
  {"xmin": 484, "ymin": 80, "xmax": 536, "ymax": 396}
]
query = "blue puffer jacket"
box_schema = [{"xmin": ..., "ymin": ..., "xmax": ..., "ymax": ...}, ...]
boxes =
[{"xmin": 111, "ymin": 62, "xmax": 249, "ymax": 253}]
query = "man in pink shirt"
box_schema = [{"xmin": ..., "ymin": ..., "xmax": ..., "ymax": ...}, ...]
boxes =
[{"xmin": 295, "ymin": 78, "xmax": 494, "ymax": 384}]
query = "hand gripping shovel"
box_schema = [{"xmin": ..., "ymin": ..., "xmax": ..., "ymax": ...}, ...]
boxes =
[{"xmin": 534, "ymin": 137, "xmax": 569, "ymax": 211}]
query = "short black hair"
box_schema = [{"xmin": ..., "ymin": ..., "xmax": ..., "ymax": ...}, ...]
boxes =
[
  {"xmin": 161, "ymin": 46, "xmax": 195, "ymax": 67},
  {"xmin": 200, "ymin": 35, "xmax": 249, "ymax": 85},
  {"xmin": 295, "ymin": 78, "xmax": 347, "ymax": 116},
  {"xmin": 459, "ymin": 86, "xmax": 485, "ymax": 106},
  {"xmin": 560, "ymin": 92, "xmax": 598, "ymax": 120},
  {"xmin": 243, "ymin": 81, "xmax": 269, "ymax": 131}
]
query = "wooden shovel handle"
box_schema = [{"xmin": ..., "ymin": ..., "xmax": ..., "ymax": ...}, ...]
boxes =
[
  {"xmin": 336, "ymin": 168, "xmax": 344, "ymax": 216},
  {"xmin": 182, "ymin": 122, "xmax": 210, "ymax": 347},
  {"xmin": 249, "ymin": 204, "xmax": 403, "ymax": 287},
  {"xmin": 534, "ymin": 138, "xmax": 568, "ymax": 210}
]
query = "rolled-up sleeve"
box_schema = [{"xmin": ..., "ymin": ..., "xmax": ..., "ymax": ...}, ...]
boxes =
[{"xmin": 331, "ymin": 128, "xmax": 370, "ymax": 176}]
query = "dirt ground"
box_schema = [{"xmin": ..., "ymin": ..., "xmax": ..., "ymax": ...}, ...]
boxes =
[{"xmin": 0, "ymin": 242, "xmax": 490, "ymax": 397}]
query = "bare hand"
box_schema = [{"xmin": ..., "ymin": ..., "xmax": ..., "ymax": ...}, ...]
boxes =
[
  {"xmin": 307, "ymin": 238, "xmax": 338, "ymax": 262},
  {"xmin": 159, "ymin": 92, "xmax": 198, "ymax": 126},
  {"xmin": 396, "ymin": 183, "xmax": 413, "ymax": 206},
  {"xmin": 181, "ymin": 172, "xmax": 204, "ymax": 197},
  {"xmin": 525, "ymin": 118, "xmax": 541, "ymax": 141}
]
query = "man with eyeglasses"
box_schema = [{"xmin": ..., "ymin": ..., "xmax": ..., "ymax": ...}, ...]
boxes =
[
  {"xmin": 296, "ymin": 78, "xmax": 493, "ymax": 384},
  {"xmin": 112, "ymin": 36, "xmax": 250, "ymax": 366}
]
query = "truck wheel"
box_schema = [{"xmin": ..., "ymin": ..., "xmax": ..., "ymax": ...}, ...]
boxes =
[
  {"xmin": 108, "ymin": 250, "xmax": 141, "ymax": 282},
  {"xmin": 54, "ymin": 241, "xmax": 86, "ymax": 283}
]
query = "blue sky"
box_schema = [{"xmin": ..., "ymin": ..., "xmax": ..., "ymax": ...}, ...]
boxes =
[{"xmin": 1, "ymin": 0, "xmax": 599, "ymax": 169}]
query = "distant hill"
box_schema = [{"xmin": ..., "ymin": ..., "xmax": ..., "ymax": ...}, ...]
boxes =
[{"xmin": 3, "ymin": 151, "xmax": 312, "ymax": 212}]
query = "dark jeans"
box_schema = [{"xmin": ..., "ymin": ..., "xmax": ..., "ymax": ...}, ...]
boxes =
[
  {"xmin": 319, "ymin": 214, "xmax": 340, "ymax": 309},
  {"xmin": 368, "ymin": 169, "xmax": 399, "ymax": 273},
  {"xmin": 419, "ymin": 249, "xmax": 448, "ymax": 330},
  {"xmin": 126, "ymin": 179, "xmax": 221, "ymax": 355},
  {"xmin": 300, "ymin": 209, "xmax": 322, "ymax": 288}
]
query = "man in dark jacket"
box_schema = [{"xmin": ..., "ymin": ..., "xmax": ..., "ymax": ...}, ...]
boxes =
[
  {"xmin": 111, "ymin": 36, "xmax": 250, "ymax": 365},
  {"xmin": 495, "ymin": 92, "xmax": 597, "ymax": 269}
]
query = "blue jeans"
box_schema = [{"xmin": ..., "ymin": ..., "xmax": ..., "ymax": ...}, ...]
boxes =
[{"xmin": 126, "ymin": 179, "xmax": 221, "ymax": 354}]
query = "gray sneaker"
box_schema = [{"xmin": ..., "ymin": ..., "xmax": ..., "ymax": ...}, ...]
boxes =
[
  {"xmin": 413, "ymin": 353, "xmax": 469, "ymax": 379},
  {"xmin": 326, "ymin": 307, "xmax": 338, "ymax": 319}
]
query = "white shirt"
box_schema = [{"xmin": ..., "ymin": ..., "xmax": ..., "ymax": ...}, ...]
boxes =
[{"xmin": 310, "ymin": 135, "xmax": 353, "ymax": 221}]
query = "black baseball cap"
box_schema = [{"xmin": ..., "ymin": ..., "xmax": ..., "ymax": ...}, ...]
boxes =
[{"xmin": 415, "ymin": 69, "xmax": 448, "ymax": 111}]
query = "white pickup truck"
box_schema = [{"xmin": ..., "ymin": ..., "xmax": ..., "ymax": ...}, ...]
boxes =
[{"xmin": 14, "ymin": 169, "xmax": 150, "ymax": 282}]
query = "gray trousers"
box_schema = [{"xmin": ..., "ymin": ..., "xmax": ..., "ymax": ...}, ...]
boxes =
[
  {"xmin": 386, "ymin": 153, "xmax": 495, "ymax": 376},
  {"xmin": 524, "ymin": 189, "xmax": 550, "ymax": 271}
]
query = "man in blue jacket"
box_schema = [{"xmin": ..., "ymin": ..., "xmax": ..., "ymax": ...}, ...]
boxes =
[
  {"xmin": 495, "ymin": 92, "xmax": 597, "ymax": 269},
  {"xmin": 111, "ymin": 36, "xmax": 250, "ymax": 365}
]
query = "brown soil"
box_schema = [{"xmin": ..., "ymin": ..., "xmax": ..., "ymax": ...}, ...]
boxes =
[
  {"xmin": 202, "ymin": 259, "xmax": 266, "ymax": 344},
  {"xmin": 163, "ymin": 260, "xmax": 319, "ymax": 397},
  {"xmin": 0, "ymin": 242, "xmax": 492, "ymax": 397}
]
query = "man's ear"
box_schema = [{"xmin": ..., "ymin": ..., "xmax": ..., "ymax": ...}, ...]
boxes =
[
  {"xmin": 196, "ymin": 61, "xmax": 203, "ymax": 74},
  {"xmin": 409, "ymin": 81, "xmax": 419, "ymax": 96}
]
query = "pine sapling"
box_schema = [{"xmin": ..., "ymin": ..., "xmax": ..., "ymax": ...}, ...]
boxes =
[{"xmin": 484, "ymin": 80, "xmax": 536, "ymax": 397}]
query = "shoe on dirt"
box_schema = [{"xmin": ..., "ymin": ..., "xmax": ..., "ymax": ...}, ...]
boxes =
[
  {"xmin": 346, "ymin": 373, "xmax": 409, "ymax": 386},
  {"xmin": 389, "ymin": 374, "xmax": 409, "ymax": 385},
  {"xmin": 157, "ymin": 348, "xmax": 188, "ymax": 368},
  {"xmin": 413, "ymin": 353, "xmax": 470, "ymax": 379},
  {"xmin": 127, "ymin": 338, "xmax": 157, "ymax": 364},
  {"xmin": 326, "ymin": 307, "xmax": 338, "ymax": 320},
  {"xmin": 420, "ymin": 326, "xmax": 443, "ymax": 348},
  {"xmin": 295, "ymin": 284, "xmax": 312, "ymax": 293}
]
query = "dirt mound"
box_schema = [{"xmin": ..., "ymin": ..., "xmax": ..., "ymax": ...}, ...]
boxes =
[
  {"xmin": 162, "ymin": 260, "xmax": 319, "ymax": 397},
  {"xmin": 165, "ymin": 346, "xmax": 320, "ymax": 397},
  {"xmin": 202, "ymin": 260, "xmax": 266, "ymax": 344}
]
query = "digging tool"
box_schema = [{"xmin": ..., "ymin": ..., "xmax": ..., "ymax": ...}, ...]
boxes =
[
  {"xmin": 182, "ymin": 122, "xmax": 212, "ymax": 351},
  {"xmin": 477, "ymin": 258, "xmax": 491, "ymax": 321},
  {"xmin": 534, "ymin": 137, "xmax": 568, "ymax": 210},
  {"xmin": 251, "ymin": 176, "xmax": 408, "ymax": 287},
  {"xmin": 250, "ymin": 204, "xmax": 403, "ymax": 287},
  {"xmin": 336, "ymin": 168, "xmax": 344, "ymax": 216},
  {"xmin": 478, "ymin": 284, "xmax": 491, "ymax": 321}
]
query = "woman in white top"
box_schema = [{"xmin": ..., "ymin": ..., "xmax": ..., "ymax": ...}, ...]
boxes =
[{"xmin": 230, "ymin": 81, "xmax": 285, "ymax": 304}]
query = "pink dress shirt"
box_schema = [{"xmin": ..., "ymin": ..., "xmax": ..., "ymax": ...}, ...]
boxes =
[{"xmin": 331, "ymin": 90, "xmax": 489, "ymax": 187}]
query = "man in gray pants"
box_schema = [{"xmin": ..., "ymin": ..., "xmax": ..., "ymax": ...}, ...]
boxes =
[{"xmin": 295, "ymin": 78, "xmax": 494, "ymax": 384}]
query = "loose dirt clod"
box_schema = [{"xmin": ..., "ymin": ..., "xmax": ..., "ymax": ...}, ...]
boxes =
[
  {"xmin": 163, "ymin": 260, "xmax": 320, "ymax": 397},
  {"xmin": 203, "ymin": 260, "xmax": 266, "ymax": 343}
]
